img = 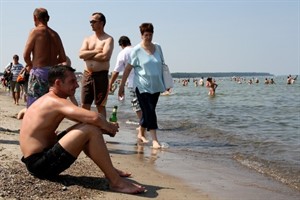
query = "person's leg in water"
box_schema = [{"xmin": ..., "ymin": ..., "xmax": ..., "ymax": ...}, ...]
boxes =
[
  {"xmin": 131, "ymin": 89, "xmax": 148, "ymax": 143},
  {"xmin": 136, "ymin": 110, "xmax": 148, "ymax": 143},
  {"xmin": 58, "ymin": 123, "xmax": 146, "ymax": 194},
  {"xmin": 136, "ymin": 89, "xmax": 161, "ymax": 148}
]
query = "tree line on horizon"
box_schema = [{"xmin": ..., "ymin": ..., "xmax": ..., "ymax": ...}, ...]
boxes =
[{"xmin": 170, "ymin": 72, "xmax": 273, "ymax": 78}]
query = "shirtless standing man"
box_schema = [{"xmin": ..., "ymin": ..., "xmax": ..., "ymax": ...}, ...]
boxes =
[
  {"xmin": 24, "ymin": 7, "xmax": 67, "ymax": 108},
  {"xmin": 19, "ymin": 65, "xmax": 145, "ymax": 194},
  {"xmin": 79, "ymin": 12, "xmax": 114, "ymax": 117}
]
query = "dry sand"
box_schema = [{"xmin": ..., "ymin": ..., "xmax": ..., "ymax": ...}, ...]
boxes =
[{"xmin": 0, "ymin": 89, "xmax": 210, "ymax": 200}]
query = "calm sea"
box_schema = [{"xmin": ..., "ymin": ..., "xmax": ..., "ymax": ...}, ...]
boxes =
[{"xmin": 75, "ymin": 75, "xmax": 300, "ymax": 191}]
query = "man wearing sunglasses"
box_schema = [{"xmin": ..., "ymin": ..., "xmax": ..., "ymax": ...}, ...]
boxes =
[{"xmin": 79, "ymin": 12, "xmax": 114, "ymax": 118}]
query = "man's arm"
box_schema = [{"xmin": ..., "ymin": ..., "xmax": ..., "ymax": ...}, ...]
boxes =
[
  {"xmin": 109, "ymin": 71, "xmax": 119, "ymax": 91},
  {"xmin": 59, "ymin": 99, "xmax": 118, "ymax": 134},
  {"xmin": 93, "ymin": 37, "xmax": 114, "ymax": 62},
  {"xmin": 23, "ymin": 29, "xmax": 35, "ymax": 68},
  {"xmin": 55, "ymin": 34, "xmax": 67, "ymax": 65},
  {"xmin": 118, "ymin": 64, "xmax": 133, "ymax": 98},
  {"xmin": 79, "ymin": 38, "xmax": 98, "ymax": 60}
]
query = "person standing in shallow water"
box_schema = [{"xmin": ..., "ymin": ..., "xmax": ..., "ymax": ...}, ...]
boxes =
[
  {"xmin": 206, "ymin": 77, "xmax": 218, "ymax": 96},
  {"xmin": 109, "ymin": 36, "xmax": 144, "ymax": 135},
  {"xmin": 79, "ymin": 12, "xmax": 114, "ymax": 118},
  {"xmin": 118, "ymin": 23, "xmax": 166, "ymax": 149}
]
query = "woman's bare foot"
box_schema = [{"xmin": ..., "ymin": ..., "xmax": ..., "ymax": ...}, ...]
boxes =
[
  {"xmin": 115, "ymin": 167, "xmax": 131, "ymax": 177},
  {"xmin": 110, "ymin": 178, "xmax": 146, "ymax": 194},
  {"xmin": 137, "ymin": 135, "xmax": 149, "ymax": 143},
  {"xmin": 152, "ymin": 140, "xmax": 161, "ymax": 149},
  {"xmin": 137, "ymin": 126, "xmax": 148, "ymax": 143}
]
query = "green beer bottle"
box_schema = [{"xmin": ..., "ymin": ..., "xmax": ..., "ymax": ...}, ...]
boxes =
[{"xmin": 109, "ymin": 105, "xmax": 118, "ymax": 122}]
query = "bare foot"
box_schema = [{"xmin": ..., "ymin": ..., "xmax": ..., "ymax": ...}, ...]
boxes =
[
  {"xmin": 17, "ymin": 108, "xmax": 26, "ymax": 120},
  {"xmin": 115, "ymin": 167, "xmax": 131, "ymax": 177},
  {"xmin": 152, "ymin": 141, "xmax": 161, "ymax": 149},
  {"xmin": 137, "ymin": 136, "xmax": 149, "ymax": 143},
  {"xmin": 137, "ymin": 127, "xmax": 148, "ymax": 143},
  {"xmin": 110, "ymin": 178, "xmax": 146, "ymax": 194}
]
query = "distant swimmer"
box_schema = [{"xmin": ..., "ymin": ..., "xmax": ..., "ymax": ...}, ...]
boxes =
[
  {"xmin": 161, "ymin": 88, "xmax": 172, "ymax": 96},
  {"xmin": 287, "ymin": 75, "xmax": 297, "ymax": 84},
  {"xmin": 264, "ymin": 78, "xmax": 269, "ymax": 84},
  {"xmin": 269, "ymin": 78, "xmax": 275, "ymax": 84},
  {"xmin": 198, "ymin": 77, "xmax": 204, "ymax": 86},
  {"xmin": 206, "ymin": 77, "xmax": 218, "ymax": 96}
]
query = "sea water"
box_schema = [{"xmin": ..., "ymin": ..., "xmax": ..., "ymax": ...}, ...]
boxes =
[{"xmin": 75, "ymin": 75, "xmax": 300, "ymax": 191}]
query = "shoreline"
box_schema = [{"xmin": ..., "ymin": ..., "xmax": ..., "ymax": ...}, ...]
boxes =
[
  {"xmin": 1, "ymin": 87, "xmax": 299, "ymax": 200},
  {"xmin": 0, "ymin": 88, "xmax": 209, "ymax": 200}
]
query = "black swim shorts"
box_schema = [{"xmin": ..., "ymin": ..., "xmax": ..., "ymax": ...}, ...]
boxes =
[{"xmin": 21, "ymin": 143, "xmax": 76, "ymax": 179}]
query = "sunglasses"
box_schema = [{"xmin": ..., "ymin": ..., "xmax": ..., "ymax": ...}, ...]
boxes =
[{"xmin": 90, "ymin": 20, "xmax": 101, "ymax": 24}]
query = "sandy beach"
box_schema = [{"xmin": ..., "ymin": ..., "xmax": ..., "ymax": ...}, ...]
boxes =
[
  {"xmin": 0, "ymin": 88, "xmax": 209, "ymax": 200},
  {"xmin": 1, "ymin": 86, "xmax": 300, "ymax": 200}
]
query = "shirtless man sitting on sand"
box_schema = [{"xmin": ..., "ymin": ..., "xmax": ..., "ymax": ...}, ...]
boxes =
[
  {"xmin": 79, "ymin": 12, "xmax": 114, "ymax": 117},
  {"xmin": 19, "ymin": 65, "xmax": 146, "ymax": 194}
]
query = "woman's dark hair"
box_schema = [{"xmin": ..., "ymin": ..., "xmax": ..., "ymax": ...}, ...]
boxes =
[
  {"xmin": 139, "ymin": 23, "xmax": 154, "ymax": 35},
  {"xmin": 48, "ymin": 65, "xmax": 75, "ymax": 86},
  {"xmin": 118, "ymin": 36, "xmax": 131, "ymax": 46}
]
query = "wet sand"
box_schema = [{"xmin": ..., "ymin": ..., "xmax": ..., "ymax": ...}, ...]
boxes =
[{"xmin": 0, "ymin": 88, "xmax": 209, "ymax": 200}]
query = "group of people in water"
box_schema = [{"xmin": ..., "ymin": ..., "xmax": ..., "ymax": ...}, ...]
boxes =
[
  {"xmin": 161, "ymin": 74, "xmax": 298, "ymax": 97},
  {"xmin": 230, "ymin": 75, "xmax": 297, "ymax": 85}
]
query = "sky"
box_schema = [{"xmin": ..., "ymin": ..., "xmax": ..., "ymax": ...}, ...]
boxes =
[{"xmin": 0, "ymin": 0, "xmax": 299, "ymax": 76}]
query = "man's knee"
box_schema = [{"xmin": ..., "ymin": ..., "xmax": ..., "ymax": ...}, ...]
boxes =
[{"xmin": 80, "ymin": 123, "xmax": 103, "ymax": 135}]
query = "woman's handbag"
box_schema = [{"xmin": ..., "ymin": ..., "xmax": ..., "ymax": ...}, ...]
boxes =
[{"xmin": 156, "ymin": 44, "xmax": 174, "ymax": 89}]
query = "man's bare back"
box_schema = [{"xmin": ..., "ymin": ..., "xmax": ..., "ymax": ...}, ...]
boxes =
[
  {"xmin": 23, "ymin": 8, "xmax": 66, "ymax": 69},
  {"xmin": 24, "ymin": 25, "xmax": 66, "ymax": 68}
]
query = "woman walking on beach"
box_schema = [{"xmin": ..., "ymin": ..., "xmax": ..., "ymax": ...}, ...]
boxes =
[{"xmin": 118, "ymin": 23, "xmax": 166, "ymax": 149}]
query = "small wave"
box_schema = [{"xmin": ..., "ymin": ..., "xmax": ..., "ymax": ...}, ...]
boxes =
[{"xmin": 233, "ymin": 153, "xmax": 300, "ymax": 191}]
